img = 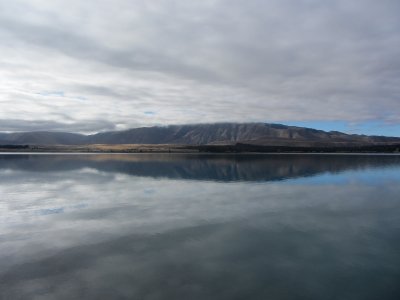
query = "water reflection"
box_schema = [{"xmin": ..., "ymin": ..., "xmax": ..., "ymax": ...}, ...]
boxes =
[
  {"xmin": 0, "ymin": 154, "xmax": 399, "ymax": 299},
  {"xmin": 1, "ymin": 153, "xmax": 400, "ymax": 182}
]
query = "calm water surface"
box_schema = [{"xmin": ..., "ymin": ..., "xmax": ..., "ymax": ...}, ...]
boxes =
[{"xmin": 0, "ymin": 154, "xmax": 400, "ymax": 299}]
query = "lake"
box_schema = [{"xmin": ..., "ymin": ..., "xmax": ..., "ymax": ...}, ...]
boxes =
[{"xmin": 0, "ymin": 153, "xmax": 400, "ymax": 299}]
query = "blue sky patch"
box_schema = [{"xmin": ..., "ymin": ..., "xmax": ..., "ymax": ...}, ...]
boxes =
[{"xmin": 281, "ymin": 120, "xmax": 400, "ymax": 137}]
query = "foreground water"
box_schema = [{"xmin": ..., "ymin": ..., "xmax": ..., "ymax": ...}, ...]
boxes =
[{"xmin": 0, "ymin": 153, "xmax": 399, "ymax": 299}]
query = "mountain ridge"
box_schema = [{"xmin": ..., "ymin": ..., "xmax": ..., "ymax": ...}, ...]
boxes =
[{"xmin": 0, "ymin": 123, "xmax": 399, "ymax": 147}]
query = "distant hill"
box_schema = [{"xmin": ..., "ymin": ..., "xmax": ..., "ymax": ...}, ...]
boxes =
[
  {"xmin": 0, "ymin": 123, "xmax": 399, "ymax": 147},
  {"xmin": 0, "ymin": 131, "xmax": 86, "ymax": 145}
]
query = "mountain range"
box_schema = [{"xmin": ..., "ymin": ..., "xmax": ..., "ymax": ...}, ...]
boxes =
[{"xmin": 0, "ymin": 123, "xmax": 399, "ymax": 147}]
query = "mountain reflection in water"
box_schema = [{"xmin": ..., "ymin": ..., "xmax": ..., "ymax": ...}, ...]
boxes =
[
  {"xmin": 0, "ymin": 154, "xmax": 399, "ymax": 300},
  {"xmin": 1, "ymin": 153, "xmax": 400, "ymax": 182}
]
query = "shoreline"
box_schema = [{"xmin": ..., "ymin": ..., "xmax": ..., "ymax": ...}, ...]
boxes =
[
  {"xmin": 1, "ymin": 143, "xmax": 400, "ymax": 154},
  {"xmin": 1, "ymin": 151, "xmax": 400, "ymax": 156}
]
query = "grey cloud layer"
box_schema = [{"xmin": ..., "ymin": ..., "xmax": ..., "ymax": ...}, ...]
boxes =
[{"xmin": 0, "ymin": 0, "xmax": 399, "ymax": 132}]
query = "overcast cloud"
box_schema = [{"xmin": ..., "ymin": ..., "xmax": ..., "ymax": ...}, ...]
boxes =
[{"xmin": 0, "ymin": 0, "xmax": 399, "ymax": 133}]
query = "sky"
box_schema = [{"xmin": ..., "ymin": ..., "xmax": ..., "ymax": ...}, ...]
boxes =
[{"xmin": 0, "ymin": 0, "xmax": 399, "ymax": 136}]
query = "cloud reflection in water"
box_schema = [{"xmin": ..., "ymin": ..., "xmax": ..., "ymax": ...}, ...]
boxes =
[{"xmin": 0, "ymin": 154, "xmax": 400, "ymax": 299}]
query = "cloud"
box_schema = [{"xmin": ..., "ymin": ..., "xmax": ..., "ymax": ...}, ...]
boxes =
[
  {"xmin": 0, "ymin": 0, "xmax": 399, "ymax": 133},
  {"xmin": 0, "ymin": 119, "xmax": 116, "ymax": 133}
]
